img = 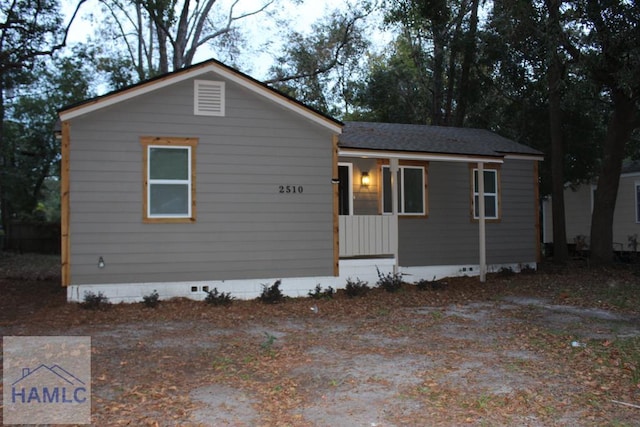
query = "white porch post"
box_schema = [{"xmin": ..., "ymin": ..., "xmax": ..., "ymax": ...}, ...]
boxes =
[
  {"xmin": 478, "ymin": 162, "xmax": 487, "ymax": 282},
  {"xmin": 390, "ymin": 158, "xmax": 399, "ymax": 273}
]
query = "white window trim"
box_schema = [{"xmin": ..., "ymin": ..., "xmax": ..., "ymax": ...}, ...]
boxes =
[
  {"xmin": 194, "ymin": 80, "xmax": 225, "ymax": 116},
  {"xmin": 382, "ymin": 165, "xmax": 426, "ymax": 216},
  {"xmin": 473, "ymin": 168, "xmax": 499, "ymax": 220},
  {"xmin": 147, "ymin": 145, "xmax": 192, "ymax": 219},
  {"xmin": 141, "ymin": 136, "xmax": 198, "ymax": 223}
]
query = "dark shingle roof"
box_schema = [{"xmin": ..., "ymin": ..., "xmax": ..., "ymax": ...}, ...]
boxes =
[
  {"xmin": 622, "ymin": 159, "xmax": 640, "ymax": 174},
  {"xmin": 339, "ymin": 122, "xmax": 542, "ymax": 158}
]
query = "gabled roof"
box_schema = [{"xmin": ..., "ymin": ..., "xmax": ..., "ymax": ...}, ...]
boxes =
[
  {"xmin": 339, "ymin": 122, "xmax": 543, "ymax": 159},
  {"xmin": 58, "ymin": 58, "xmax": 343, "ymax": 133}
]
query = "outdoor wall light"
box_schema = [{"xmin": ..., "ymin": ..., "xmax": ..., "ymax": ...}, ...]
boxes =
[
  {"xmin": 98, "ymin": 257, "xmax": 105, "ymax": 269},
  {"xmin": 361, "ymin": 172, "xmax": 371, "ymax": 187}
]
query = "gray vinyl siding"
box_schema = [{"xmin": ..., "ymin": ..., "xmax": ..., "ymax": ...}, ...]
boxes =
[
  {"xmin": 68, "ymin": 73, "xmax": 335, "ymax": 285},
  {"xmin": 398, "ymin": 160, "xmax": 538, "ymax": 266},
  {"xmin": 544, "ymin": 174, "xmax": 640, "ymax": 249},
  {"xmin": 613, "ymin": 175, "xmax": 640, "ymax": 247}
]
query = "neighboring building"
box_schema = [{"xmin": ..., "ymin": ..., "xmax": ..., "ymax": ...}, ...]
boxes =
[
  {"xmin": 59, "ymin": 59, "xmax": 543, "ymax": 303},
  {"xmin": 542, "ymin": 160, "xmax": 640, "ymax": 253}
]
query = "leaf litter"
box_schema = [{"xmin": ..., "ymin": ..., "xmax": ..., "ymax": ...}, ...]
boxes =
[{"xmin": 1, "ymin": 259, "xmax": 640, "ymax": 426}]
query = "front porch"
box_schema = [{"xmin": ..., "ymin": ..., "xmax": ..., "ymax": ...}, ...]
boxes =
[{"xmin": 338, "ymin": 215, "xmax": 398, "ymax": 259}]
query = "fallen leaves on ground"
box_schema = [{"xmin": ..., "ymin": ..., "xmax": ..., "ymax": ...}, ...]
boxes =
[{"xmin": 1, "ymin": 258, "xmax": 640, "ymax": 426}]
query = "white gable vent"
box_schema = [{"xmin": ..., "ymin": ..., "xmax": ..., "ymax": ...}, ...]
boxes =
[{"xmin": 194, "ymin": 80, "xmax": 225, "ymax": 116}]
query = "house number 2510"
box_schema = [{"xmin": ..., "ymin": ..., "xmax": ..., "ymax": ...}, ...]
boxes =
[{"xmin": 279, "ymin": 185, "xmax": 304, "ymax": 194}]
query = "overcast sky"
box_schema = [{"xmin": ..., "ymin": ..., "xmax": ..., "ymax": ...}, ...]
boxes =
[{"xmin": 62, "ymin": 0, "xmax": 389, "ymax": 80}]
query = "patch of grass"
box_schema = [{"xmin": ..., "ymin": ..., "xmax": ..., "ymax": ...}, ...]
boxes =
[
  {"xmin": 475, "ymin": 393, "xmax": 494, "ymax": 410},
  {"xmin": 80, "ymin": 291, "xmax": 111, "ymax": 310},
  {"xmin": 212, "ymin": 356, "xmax": 233, "ymax": 370},
  {"xmin": 596, "ymin": 337, "xmax": 640, "ymax": 385},
  {"xmin": 430, "ymin": 310, "xmax": 444, "ymax": 320},
  {"xmin": 260, "ymin": 332, "xmax": 277, "ymax": 352},
  {"xmin": 328, "ymin": 378, "xmax": 345, "ymax": 387}
]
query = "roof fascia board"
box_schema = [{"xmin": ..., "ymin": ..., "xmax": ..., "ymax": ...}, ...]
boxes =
[
  {"xmin": 338, "ymin": 148, "xmax": 504, "ymax": 164},
  {"xmin": 503, "ymin": 153, "xmax": 544, "ymax": 161},
  {"xmin": 59, "ymin": 62, "xmax": 342, "ymax": 134},
  {"xmin": 622, "ymin": 171, "xmax": 640, "ymax": 179},
  {"xmin": 212, "ymin": 65, "xmax": 343, "ymax": 134},
  {"xmin": 59, "ymin": 63, "xmax": 212, "ymax": 121}
]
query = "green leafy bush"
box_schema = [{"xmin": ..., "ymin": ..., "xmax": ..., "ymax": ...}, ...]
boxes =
[
  {"xmin": 415, "ymin": 277, "xmax": 447, "ymax": 291},
  {"xmin": 308, "ymin": 284, "xmax": 335, "ymax": 299},
  {"xmin": 205, "ymin": 288, "xmax": 234, "ymax": 306},
  {"xmin": 376, "ymin": 267, "xmax": 403, "ymax": 292},
  {"xmin": 259, "ymin": 280, "xmax": 285, "ymax": 304},
  {"xmin": 345, "ymin": 278, "xmax": 369, "ymax": 297},
  {"xmin": 81, "ymin": 291, "xmax": 111, "ymax": 310},
  {"xmin": 142, "ymin": 290, "xmax": 160, "ymax": 308}
]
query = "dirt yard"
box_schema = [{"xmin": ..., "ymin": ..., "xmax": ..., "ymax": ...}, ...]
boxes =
[{"xmin": 1, "ymin": 254, "xmax": 640, "ymax": 426}]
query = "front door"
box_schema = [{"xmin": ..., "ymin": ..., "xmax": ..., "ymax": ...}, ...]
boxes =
[{"xmin": 338, "ymin": 163, "xmax": 352, "ymax": 215}]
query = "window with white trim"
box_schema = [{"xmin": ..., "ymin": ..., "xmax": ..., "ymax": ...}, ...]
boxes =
[
  {"xmin": 382, "ymin": 164, "xmax": 426, "ymax": 215},
  {"xmin": 141, "ymin": 137, "xmax": 198, "ymax": 223},
  {"xmin": 472, "ymin": 168, "xmax": 499, "ymax": 219}
]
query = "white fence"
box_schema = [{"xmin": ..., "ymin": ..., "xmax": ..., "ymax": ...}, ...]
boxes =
[{"xmin": 339, "ymin": 215, "xmax": 398, "ymax": 258}]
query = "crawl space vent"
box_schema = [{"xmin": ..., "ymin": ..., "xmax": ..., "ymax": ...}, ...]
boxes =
[{"xmin": 194, "ymin": 80, "xmax": 225, "ymax": 116}]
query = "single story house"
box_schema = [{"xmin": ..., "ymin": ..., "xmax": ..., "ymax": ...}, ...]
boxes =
[
  {"xmin": 58, "ymin": 59, "xmax": 543, "ymax": 303},
  {"xmin": 542, "ymin": 160, "xmax": 640, "ymax": 253}
]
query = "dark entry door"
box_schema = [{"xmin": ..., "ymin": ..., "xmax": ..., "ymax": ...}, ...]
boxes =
[{"xmin": 338, "ymin": 165, "xmax": 351, "ymax": 215}]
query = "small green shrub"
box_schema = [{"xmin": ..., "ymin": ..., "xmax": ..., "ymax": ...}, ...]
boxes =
[
  {"xmin": 259, "ymin": 280, "xmax": 285, "ymax": 304},
  {"xmin": 205, "ymin": 287, "xmax": 234, "ymax": 306},
  {"xmin": 415, "ymin": 278, "xmax": 432, "ymax": 291},
  {"xmin": 142, "ymin": 290, "xmax": 160, "ymax": 308},
  {"xmin": 376, "ymin": 267, "xmax": 403, "ymax": 292},
  {"xmin": 344, "ymin": 277, "xmax": 369, "ymax": 297},
  {"xmin": 497, "ymin": 266, "xmax": 515, "ymax": 277},
  {"xmin": 519, "ymin": 265, "xmax": 537, "ymax": 275},
  {"xmin": 308, "ymin": 284, "xmax": 335, "ymax": 299},
  {"xmin": 261, "ymin": 332, "xmax": 277, "ymax": 351},
  {"xmin": 81, "ymin": 291, "xmax": 111, "ymax": 310},
  {"xmin": 415, "ymin": 277, "xmax": 447, "ymax": 291}
]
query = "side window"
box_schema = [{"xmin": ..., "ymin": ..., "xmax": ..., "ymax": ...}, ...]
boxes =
[
  {"xmin": 382, "ymin": 164, "xmax": 427, "ymax": 216},
  {"xmin": 141, "ymin": 137, "xmax": 198, "ymax": 223},
  {"xmin": 472, "ymin": 167, "xmax": 500, "ymax": 220}
]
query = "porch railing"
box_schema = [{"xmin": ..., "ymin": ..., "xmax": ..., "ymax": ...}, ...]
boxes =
[{"xmin": 339, "ymin": 215, "xmax": 398, "ymax": 258}]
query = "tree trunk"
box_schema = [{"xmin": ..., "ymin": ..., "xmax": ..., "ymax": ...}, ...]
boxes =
[
  {"xmin": 454, "ymin": 0, "xmax": 479, "ymax": 127},
  {"xmin": 0, "ymin": 83, "xmax": 7, "ymax": 249},
  {"xmin": 546, "ymin": 0, "xmax": 568, "ymax": 263},
  {"xmin": 589, "ymin": 89, "xmax": 637, "ymax": 264},
  {"xmin": 431, "ymin": 33, "xmax": 445, "ymax": 126}
]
